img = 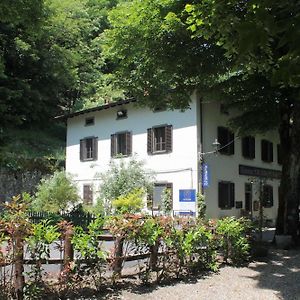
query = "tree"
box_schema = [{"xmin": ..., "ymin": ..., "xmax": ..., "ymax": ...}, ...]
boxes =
[
  {"xmin": 31, "ymin": 171, "xmax": 79, "ymax": 213},
  {"xmin": 104, "ymin": 0, "xmax": 300, "ymax": 240},
  {"xmin": 97, "ymin": 157, "xmax": 154, "ymax": 213},
  {"xmin": 185, "ymin": 0, "xmax": 300, "ymax": 239}
]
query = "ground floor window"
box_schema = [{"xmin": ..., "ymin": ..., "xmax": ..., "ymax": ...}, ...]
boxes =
[
  {"xmin": 149, "ymin": 182, "xmax": 173, "ymax": 210},
  {"xmin": 83, "ymin": 184, "xmax": 93, "ymax": 205},
  {"xmin": 262, "ymin": 185, "xmax": 273, "ymax": 207},
  {"xmin": 218, "ymin": 181, "xmax": 235, "ymax": 209}
]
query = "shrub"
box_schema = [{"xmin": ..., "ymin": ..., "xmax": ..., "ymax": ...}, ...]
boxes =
[
  {"xmin": 197, "ymin": 193, "xmax": 206, "ymax": 219},
  {"xmin": 97, "ymin": 157, "xmax": 154, "ymax": 214},
  {"xmin": 161, "ymin": 188, "xmax": 172, "ymax": 215},
  {"xmin": 216, "ymin": 217, "xmax": 252, "ymax": 265},
  {"xmin": 31, "ymin": 171, "xmax": 79, "ymax": 213},
  {"xmin": 112, "ymin": 188, "xmax": 145, "ymax": 214}
]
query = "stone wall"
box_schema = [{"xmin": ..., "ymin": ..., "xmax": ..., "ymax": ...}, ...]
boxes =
[{"xmin": 0, "ymin": 169, "xmax": 45, "ymax": 202}]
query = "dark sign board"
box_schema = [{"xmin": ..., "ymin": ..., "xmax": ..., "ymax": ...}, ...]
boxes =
[{"xmin": 239, "ymin": 164, "xmax": 281, "ymax": 179}]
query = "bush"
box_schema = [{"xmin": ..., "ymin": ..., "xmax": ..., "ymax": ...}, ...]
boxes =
[
  {"xmin": 31, "ymin": 171, "xmax": 79, "ymax": 213},
  {"xmin": 97, "ymin": 157, "xmax": 154, "ymax": 214},
  {"xmin": 112, "ymin": 188, "xmax": 145, "ymax": 214},
  {"xmin": 216, "ymin": 217, "xmax": 252, "ymax": 265}
]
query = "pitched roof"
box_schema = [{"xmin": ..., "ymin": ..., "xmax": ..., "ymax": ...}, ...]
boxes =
[{"xmin": 58, "ymin": 98, "xmax": 136, "ymax": 119}]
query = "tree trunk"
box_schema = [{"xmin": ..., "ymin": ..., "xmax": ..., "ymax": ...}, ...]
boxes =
[{"xmin": 276, "ymin": 101, "xmax": 300, "ymax": 241}]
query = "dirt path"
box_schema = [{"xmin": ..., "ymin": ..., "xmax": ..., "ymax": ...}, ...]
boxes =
[{"xmin": 104, "ymin": 248, "xmax": 300, "ymax": 300}]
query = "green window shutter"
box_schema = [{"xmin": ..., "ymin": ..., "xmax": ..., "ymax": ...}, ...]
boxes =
[
  {"xmin": 111, "ymin": 134, "xmax": 116, "ymax": 157},
  {"xmin": 92, "ymin": 137, "xmax": 98, "ymax": 161},
  {"xmin": 125, "ymin": 131, "xmax": 132, "ymax": 156}
]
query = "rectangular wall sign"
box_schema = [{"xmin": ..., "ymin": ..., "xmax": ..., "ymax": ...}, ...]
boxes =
[
  {"xmin": 202, "ymin": 163, "xmax": 210, "ymax": 188},
  {"xmin": 179, "ymin": 189, "xmax": 196, "ymax": 202}
]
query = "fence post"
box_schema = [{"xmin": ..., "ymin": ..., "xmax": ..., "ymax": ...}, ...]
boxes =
[
  {"xmin": 149, "ymin": 240, "xmax": 159, "ymax": 271},
  {"xmin": 113, "ymin": 237, "xmax": 124, "ymax": 275},
  {"xmin": 63, "ymin": 225, "xmax": 74, "ymax": 270},
  {"xmin": 14, "ymin": 233, "xmax": 25, "ymax": 300}
]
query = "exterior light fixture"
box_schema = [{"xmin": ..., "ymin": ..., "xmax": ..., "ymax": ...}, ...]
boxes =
[{"xmin": 212, "ymin": 138, "xmax": 220, "ymax": 153}]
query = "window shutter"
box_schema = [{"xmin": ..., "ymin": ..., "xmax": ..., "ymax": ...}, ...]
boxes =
[
  {"xmin": 165, "ymin": 125, "xmax": 173, "ymax": 153},
  {"xmin": 93, "ymin": 137, "xmax": 98, "ymax": 161},
  {"xmin": 147, "ymin": 128, "xmax": 153, "ymax": 154},
  {"xmin": 261, "ymin": 140, "xmax": 267, "ymax": 161},
  {"xmin": 277, "ymin": 144, "xmax": 282, "ymax": 164},
  {"xmin": 250, "ymin": 137, "xmax": 255, "ymax": 159},
  {"xmin": 80, "ymin": 139, "xmax": 84, "ymax": 161},
  {"xmin": 229, "ymin": 131, "xmax": 234, "ymax": 154},
  {"xmin": 270, "ymin": 143, "xmax": 274, "ymax": 162},
  {"xmin": 125, "ymin": 131, "xmax": 132, "ymax": 156},
  {"xmin": 111, "ymin": 134, "xmax": 116, "ymax": 157},
  {"xmin": 230, "ymin": 183, "xmax": 235, "ymax": 208},
  {"xmin": 218, "ymin": 182, "xmax": 226, "ymax": 208}
]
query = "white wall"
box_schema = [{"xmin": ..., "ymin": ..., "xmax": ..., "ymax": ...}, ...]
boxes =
[
  {"xmin": 201, "ymin": 100, "xmax": 281, "ymax": 223},
  {"xmin": 66, "ymin": 97, "xmax": 199, "ymax": 213}
]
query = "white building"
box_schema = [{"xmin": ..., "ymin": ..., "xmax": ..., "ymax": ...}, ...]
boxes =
[{"xmin": 66, "ymin": 94, "xmax": 281, "ymax": 223}]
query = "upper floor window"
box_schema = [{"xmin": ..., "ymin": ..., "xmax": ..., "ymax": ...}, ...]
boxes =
[
  {"xmin": 262, "ymin": 185, "xmax": 273, "ymax": 207},
  {"xmin": 242, "ymin": 136, "xmax": 255, "ymax": 159},
  {"xmin": 220, "ymin": 103, "xmax": 229, "ymax": 115},
  {"xmin": 85, "ymin": 117, "xmax": 94, "ymax": 126},
  {"xmin": 147, "ymin": 125, "xmax": 172, "ymax": 154},
  {"xmin": 217, "ymin": 127, "xmax": 234, "ymax": 155},
  {"xmin": 80, "ymin": 137, "xmax": 98, "ymax": 161},
  {"xmin": 218, "ymin": 181, "xmax": 235, "ymax": 209},
  {"xmin": 83, "ymin": 184, "xmax": 93, "ymax": 205},
  {"xmin": 111, "ymin": 131, "xmax": 132, "ymax": 157},
  {"xmin": 116, "ymin": 109, "xmax": 127, "ymax": 120},
  {"xmin": 261, "ymin": 140, "xmax": 273, "ymax": 162}
]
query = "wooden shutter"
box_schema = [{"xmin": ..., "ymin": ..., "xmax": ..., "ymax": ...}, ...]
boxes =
[
  {"xmin": 80, "ymin": 139, "xmax": 84, "ymax": 161},
  {"xmin": 249, "ymin": 136, "xmax": 255, "ymax": 159},
  {"xmin": 111, "ymin": 134, "xmax": 116, "ymax": 157},
  {"xmin": 218, "ymin": 127, "xmax": 227, "ymax": 154},
  {"xmin": 269, "ymin": 142, "xmax": 273, "ymax": 162},
  {"xmin": 230, "ymin": 182, "xmax": 235, "ymax": 208},
  {"xmin": 218, "ymin": 182, "xmax": 226, "ymax": 209},
  {"xmin": 277, "ymin": 144, "xmax": 282, "ymax": 164},
  {"xmin": 147, "ymin": 128, "xmax": 153, "ymax": 154},
  {"xmin": 92, "ymin": 137, "xmax": 98, "ymax": 161},
  {"xmin": 125, "ymin": 131, "xmax": 132, "ymax": 156},
  {"xmin": 165, "ymin": 125, "xmax": 173, "ymax": 153},
  {"xmin": 242, "ymin": 136, "xmax": 255, "ymax": 159},
  {"xmin": 83, "ymin": 184, "xmax": 93, "ymax": 205},
  {"xmin": 261, "ymin": 140, "xmax": 267, "ymax": 161}
]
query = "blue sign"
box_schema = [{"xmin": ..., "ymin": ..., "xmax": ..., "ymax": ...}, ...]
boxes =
[
  {"xmin": 179, "ymin": 189, "xmax": 196, "ymax": 202},
  {"xmin": 202, "ymin": 163, "xmax": 210, "ymax": 188}
]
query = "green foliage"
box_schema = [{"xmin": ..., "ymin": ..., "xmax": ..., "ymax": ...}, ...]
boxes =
[
  {"xmin": 104, "ymin": 0, "xmax": 226, "ymax": 109},
  {"xmin": 197, "ymin": 193, "xmax": 206, "ymax": 219},
  {"xmin": 112, "ymin": 188, "xmax": 145, "ymax": 214},
  {"xmin": 31, "ymin": 171, "xmax": 79, "ymax": 213},
  {"xmin": 161, "ymin": 188, "xmax": 172, "ymax": 215},
  {"xmin": 97, "ymin": 157, "xmax": 154, "ymax": 214},
  {"xmin": 216, "ymin": 217, "xmax": 252, "ymax": 265}
]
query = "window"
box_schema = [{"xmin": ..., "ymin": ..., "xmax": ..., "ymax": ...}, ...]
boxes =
[
  {"xmin": 111, "ymin": 131, "xmax": 132, "ymax": 157},
  {"xmin": 277, "ymin": 144, "xmax": 282, "ymax": 165},
  {"xmin": 83, "ymin": 184, "xmax": 93, "ymax": 205},
  {"xmin": 149, "ymin": 183, "xmax": 173, "ymax": 210},
  {"xmin": 147, "ymin": 125, "xmax": 172, "ymax": 154},
  {"xmin": 217, "ymin": 127, "xmax": 234, "ymax": 155},
  {"xmin": 242, "ymin": 136, "xmax": 255, "ymax": 159},
  {"xmin": 245, "ymin": 183, "xmax": 252, "ymax": 212},
  {"xmin": 116, "ymin": 109, "xmax": 127, "ymax": 119},
  {"xmin": 262, "ymin": 185, "xmax": 273, "ymax": 207},
  {"xmin": 85, "ymin": 117, "xmax": 94, "ymax": 126},
  {"xmin": 261, "ymin": 140, "xmax": 273, "ymax": 162},
  {"xmin": 80, "ymin": 137, "xmax": 98, "ymax": 161},
  {"xmin": 218, "ymin": 181, "xmax": 235, "ymax": 209}
]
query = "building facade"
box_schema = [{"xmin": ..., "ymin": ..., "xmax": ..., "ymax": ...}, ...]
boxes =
[{"xmin": 66, "ymin": 94, "xmax": 281, "ymax": 223}]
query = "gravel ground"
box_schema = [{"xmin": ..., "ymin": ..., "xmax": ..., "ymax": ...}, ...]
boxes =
[{"xmin": 104, "ymin": 248, "xmax": 300, "ymax": 300}]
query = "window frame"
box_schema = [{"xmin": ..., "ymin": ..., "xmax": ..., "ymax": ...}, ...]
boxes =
[
  {"xmin": 218, "ymin": 181, "xmax": 235, "ymax": 209},
  {"xmin": 85, "ymin": 117, "xmax": 95, "ymax": 126},
  {"xmin": 217, "ymin": 126, "xmax": 235, "ymax": 155},
  {"xmin": 147, "ymin": 125, "xmax": 172, "ymax": 155},
  {"xmin": 262, "ymin": 184, "xmax": 273, "ymax": 208},
  {"xmin": 149, "ymin": 182, "xmax": 173, "ymax": 211},
  {"xmin": 111, "ymin": 131, "xmax": 132, "ymax": 157},
  {"xmin": 242, "ymin": 136, "xmax": 255, "ymax": 159},
  {"xmin": 261, "ymin": 139, "xmax": 273, "ymax": 162},
  {"xmin": 80, "ymin": 136, "xmax": 98, "ymax": 161}
]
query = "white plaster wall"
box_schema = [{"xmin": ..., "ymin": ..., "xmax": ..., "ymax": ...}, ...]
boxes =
[
  {"xmin": 201, "ymin": 101, "xmax": 281, "ymax": 223},
  {"xmin": 66, "ymin": 97, "xmax": 199, "ymax": 213}
]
